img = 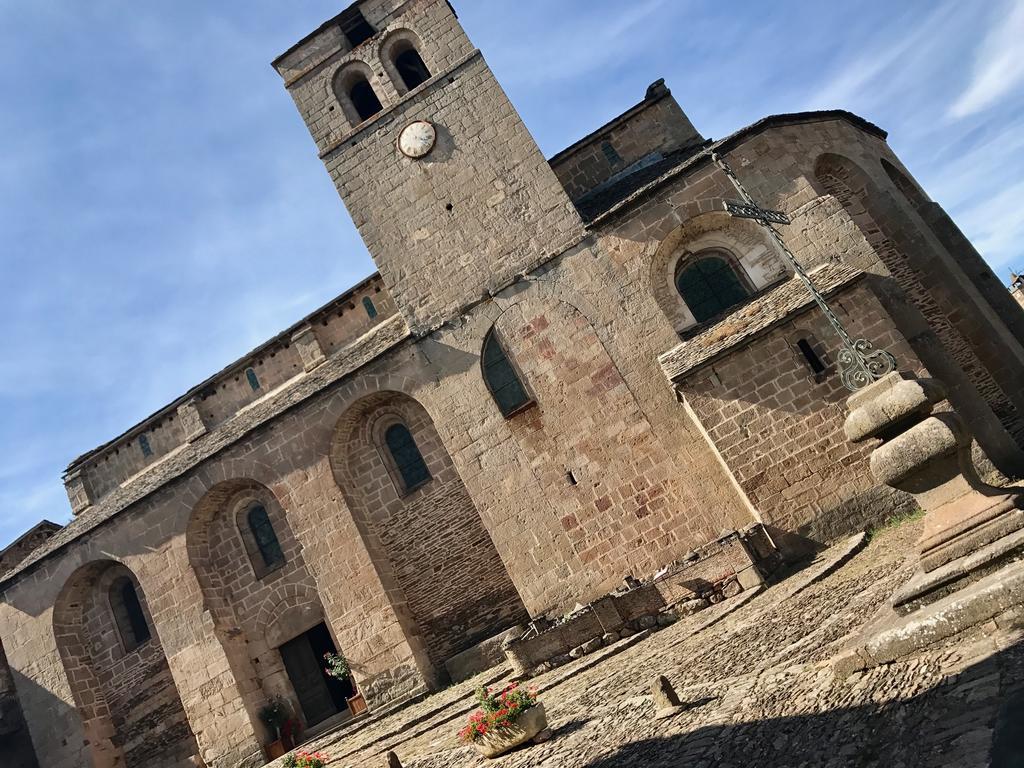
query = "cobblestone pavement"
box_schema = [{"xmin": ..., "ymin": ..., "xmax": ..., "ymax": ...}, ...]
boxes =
[{"xmin": 287, "ymin": 521, "xmax": 1024, "ymax": 767}]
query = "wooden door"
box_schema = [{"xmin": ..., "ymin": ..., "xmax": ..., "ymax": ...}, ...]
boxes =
[{"xmin": 279, "ymin": 632, "xmax": 338, "ymax": 726}]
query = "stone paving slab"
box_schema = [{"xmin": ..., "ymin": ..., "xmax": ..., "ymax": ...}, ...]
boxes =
[{"xmin": 283, "ymin": 521, "xmax": 1022, "ymax": 767}]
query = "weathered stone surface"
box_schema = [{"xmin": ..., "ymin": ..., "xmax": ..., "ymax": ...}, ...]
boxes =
[
  {"xmin": 843, "ymin": 374, "xmax": 945, "ymax": 443},
  {"xmin": 652, "ymin": 674, "xmax": 685, "ymax": 719},
  {"xmin": 5, "ymin": 1, "xmax": 1024, "ymax": 766}
]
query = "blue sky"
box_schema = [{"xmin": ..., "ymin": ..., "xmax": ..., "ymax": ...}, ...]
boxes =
[{"xmin": 1, "ymin": 0, "xmax": 1023, "ymax": 550}]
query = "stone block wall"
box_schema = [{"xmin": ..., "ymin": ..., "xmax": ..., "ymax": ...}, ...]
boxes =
[
  {"xmin": 550, "ymin": 85, "xmax": 704, "ymax": 203},
  {"xmin": 331, "ymin": 391, "xmax": 528, "ymax": 672},
  {"xmin": 676, "ymin": 279, "xmax": 924, "ymax": 541},
  {"xmin": 280, "ymin": 0, "xmax": 585, "ymax": 332},
  {"xmin": 0, "ymin": 522, "xmax": 61, "ymax": 575},
  {"xmin": 0, "ymin": 640, "xmax": 37, "ymax": 768}
]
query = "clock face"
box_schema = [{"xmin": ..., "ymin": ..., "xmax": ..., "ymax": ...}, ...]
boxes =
[{"xmin": 398, "ymin": 120, "xmax": 436, "ymax": 159}]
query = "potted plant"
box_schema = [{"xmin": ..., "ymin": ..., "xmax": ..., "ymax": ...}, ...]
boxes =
[
  {"xmin": 258, "ymin": 696, "xmax": 291, "ymax": 759},
  {"xmin": 324, "ymin": 652, "xmax": 367, "ymax": 716},
  {"xmin": 283, "ymin": 750, "xmax": 329, "ymax": 768},
  {"xmin": 458, "ymin": 683, "xmax": 546, "ymax": 759}
]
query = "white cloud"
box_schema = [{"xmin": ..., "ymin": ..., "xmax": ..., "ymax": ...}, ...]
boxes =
[
  {"xmin": 951, "ymin": 178, "xmax": 1024, "ymax": 274},
  {"xmin": 949, "ymin": 0, "xmax": 1024, "ymax": 118},
  {"xmin": 802, "ymin": 2, "xmax": 960, "ymax": 113}
]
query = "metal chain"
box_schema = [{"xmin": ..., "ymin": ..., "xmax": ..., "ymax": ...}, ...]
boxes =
[{"xmin": 711, "ymin": 151, "xmax": 896, "ymax": 391}]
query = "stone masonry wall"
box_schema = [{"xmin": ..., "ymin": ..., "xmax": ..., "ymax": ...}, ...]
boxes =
[
  {"xmin": 0, "ymin": 523, "xmax": 61, "ymax": 575},
  {"xmin": 332, "ymin": 391, "xmax": 528, "ymax": 672},
  {"xmin": 593, "ymin": 115, "xmax": 1024, "ymax": 476},
  {"xmin": 677, "ymin": 280, "xmax": 924, "ymax": 541},
  {"xmin": 282, "ymin": 0, "xmax": 585, "ymax": 333},
  {"xmin": 189, "ymin": 479, "xmax": 330, "ymax": 731},
  {"xmin": 61, "ymin": 563, "xmax": 201, "ymax": 768},
  {"xmin": 550, "ymin": 88, "xmax": 703, "ymax": 203},
  {"xmin": 0, "ymin": 639, "xmax": 37, "ymax": 768}
]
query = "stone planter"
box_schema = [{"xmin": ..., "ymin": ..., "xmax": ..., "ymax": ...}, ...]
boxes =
[{"xmin": 471, "ymin": 704, "xmax": 548, "ymax": 759}]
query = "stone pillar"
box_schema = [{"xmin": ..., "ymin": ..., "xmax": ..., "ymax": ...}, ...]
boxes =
[
  {"xmin": 292, "ymin": 326, "xmax": 327, "ymax": 372},
  {"xmin": 177, "ymin": 399, "xmax": 209, "ymax": 443},
  {"xmin": 62, "ymin": 470, "xmax": 92, "ymax": 516},
  {"xmin": 140, "ymin": 547, "xmax": 264, "ymax": 768},
  {"xmin": 845, "ymin": 371, "xmax": 1023, "ymax": 609}
]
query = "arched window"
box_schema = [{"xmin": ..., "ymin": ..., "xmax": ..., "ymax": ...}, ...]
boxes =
[
  {"xmin": 482, "ymin": 331, "xmax": 532, "ymax": 417},
  {"xmin": 797, "ymin": 338, "xmax": 826, "ymax": 374},
  {"xmin": 110, "ymin": 576, "xmax": 151, "ymax": 652},
  {"xmin": 676, "ymin": 252, "xmax": 751, "ymax": 324},
  {"xmin": 384, "ymin": 423, "xmax": 431, "ymax": 492},
  {"xmin": 395, "ymin": 47, "xmax": 431, "ymax": 91},
  {"xmin": 247, "ymin": 504, "xmax": 285, "ymax": 569},
  {"xmin": 350, "ymin": 78, "xmax": 383, "ymax": 121},
  {"xmin": 246, "ymin": 367, "xmax": 260, "ymax": 391},
  {"xmin": 362, "ymin": 296, "xmax": 378, "ymax": 319}
]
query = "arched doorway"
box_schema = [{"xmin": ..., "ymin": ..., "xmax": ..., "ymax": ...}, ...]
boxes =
[{"xmin": 187, "ymin": 480, "xmax": 357, "ymax": 734}]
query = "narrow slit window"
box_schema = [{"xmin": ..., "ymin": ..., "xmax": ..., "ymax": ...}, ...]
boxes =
[
  {"xmin": 797, "ymin": 338, "xmax": 827, "ymax": 375},
  {"xmin": 139, "ymin": 434, "xmax": 153, "ymax": 457},
  {"xmin": 350, "ymin": 79, "xmax": 383, "ymax": 121},
  {"xmin": 384, "ymin": 423, "xmax": 431, "ymax": 491},
  {"xmin": 247, "ymin": 504, "xmax": 285, "ymax": 568},
  {"xmin": 245, "ymin": 367, "xmax": 260, "ymax": 391},
  {"xmin": 395, "ymin": 47, "xmax": 431, "ymax": 91},
  {"xmin": 110, "ymin": 576, "xmax": 151, "ymax": 651},
  {"xmin": 363, "ymin": 296, "xmax": 378, "ymax": 319},
  {"xmin": 482, "ymin": 331, "xmax": 532, "ymax": 417}
]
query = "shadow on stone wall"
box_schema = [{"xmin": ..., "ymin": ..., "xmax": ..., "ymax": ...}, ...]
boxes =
[{"xmin": 7, "ymin": 667, "xmax": 78, "ymax": 768}]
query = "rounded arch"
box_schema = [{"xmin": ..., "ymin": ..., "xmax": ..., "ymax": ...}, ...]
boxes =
[
  {"xmin": 650, "ymin": 211, "xmax": 787, "ymax": 332},
  {"xmin": 814, "ymin": 150, "xmax": 1024, "ymax": 465},
  {"xmin": 329, "ymin": 390, "xmax": 528, "ymax": 674},
  {"xmin": 52, "ymin": 560, "xmax": 124, "ymax": 768},
  {"xmin": 880, "ymin": 158, "xmax": 930, "ymax": 211},
  {"xmin": 379, "ymin": 28, "xmax": 432, "ymax": 95},
  {"xmin": 257, "ymin": 584, "xmax": 326, "ymax": 650},
  {"xmin": 331, "ymin": 60, "xmax": 384, "ymax": 126},
  {"xmin": 53, "ymin": 559, "xmax": 201, "ymax": 767}
]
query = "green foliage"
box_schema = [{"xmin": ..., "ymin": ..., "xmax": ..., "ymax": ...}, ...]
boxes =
[
  {"xmin": 866, "ymin": 506, "xmax": 925, "ymax": 543},
  {"xmin": 459, "ymin": 683, "xmax": 539, "ymax": 743},
  {"xmin": 258, "ymin": 696, "xmax": 289, "ymax": 735},
  {"xmin": 323, "ymin": 651, "xmax": 350, "ymax": 681},
  {"xmin": 283, "ymin": 750, "xmax": 328, "ymax": 768}
]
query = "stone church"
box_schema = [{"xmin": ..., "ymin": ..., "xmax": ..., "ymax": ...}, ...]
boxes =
[{"xmin": 3, "ymin": 1, "xmax": 1024, "ymax": 766}]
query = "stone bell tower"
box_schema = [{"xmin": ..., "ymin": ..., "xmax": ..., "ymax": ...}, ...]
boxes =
[{"xmin": 274, "ymin": 0, "xmax": 584, "ymax": 333}]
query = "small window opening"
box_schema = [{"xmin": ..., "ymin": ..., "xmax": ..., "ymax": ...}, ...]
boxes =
[
  {"xmin": 245, "ymin": 367, "xmax": 260, "ymax": 391},
  {"xmin": 676, "ymin": 253, "xmax": 751, "ymax": 324},
  {"xmin": 384, "ymin": 423, "xmax": 432, "ymax": 492},
  {"xmin": 601, "ymin": 141, "xmax": 622, "ymax": 167},
  {"xmin": 139, "ymin": 435, "xmax": 153, "ymax": 457},
  {"xmin": 247, "ymin": 504, "xmax": 285, "ymax": 569},
  {"xmin": 395, "ymin": 47, "xmax": 431, "ymax": 91},
  {"xmin": 110, "ymin": 577, "xmax": 151, "ymax": 651},
  {"xmin": 482, "ymin": 331, "xmax": 533, "ymax": 417},
  {"xmin": 350, "ymin": 79, "xmax": 383, "ymax": 121},
  {"xmin": 797, "ymin": 338, "xmax": 827, "ymax": 375},
  {"xmin": 362, "ymin": 296, "xmax": 378, "ymax": 319},
  {"xmin": 339, "ymin": 8, "xmax": 375, "ymax": 48}
]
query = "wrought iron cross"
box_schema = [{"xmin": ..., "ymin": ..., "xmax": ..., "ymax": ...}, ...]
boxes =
[{"xmin": 712, "ymin": 151, "xmax": 896, "ymax": 392}]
